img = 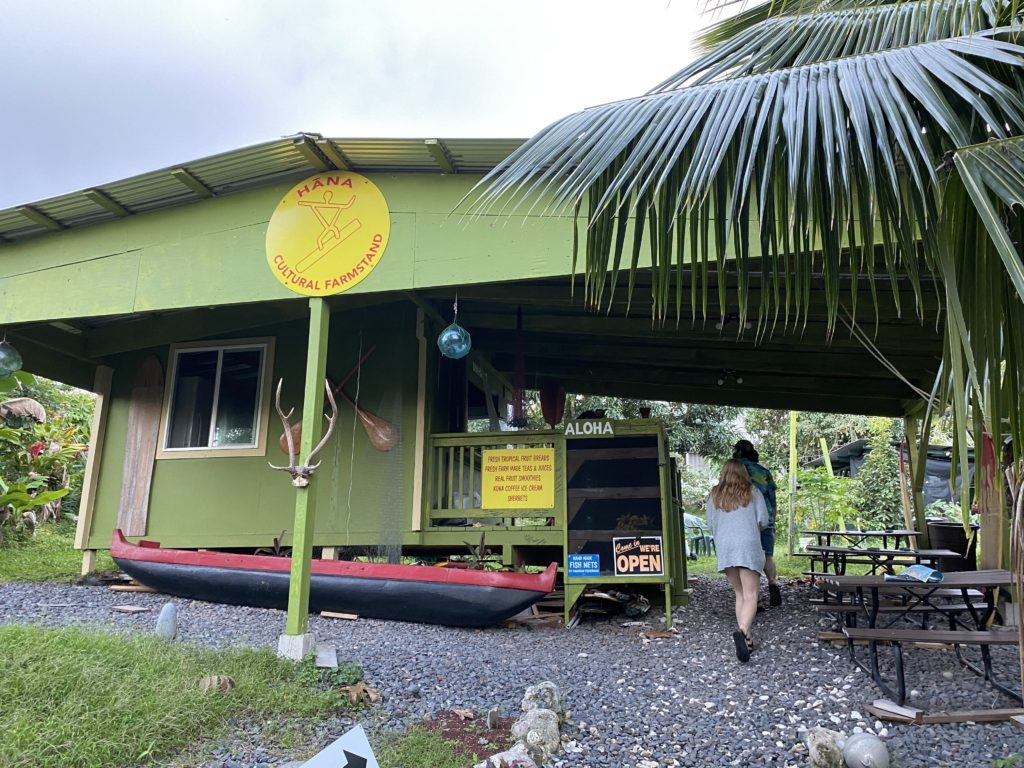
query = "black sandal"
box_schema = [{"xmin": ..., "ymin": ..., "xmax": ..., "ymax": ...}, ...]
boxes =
[{"xmin": 732, "ymin": 630, "xmax": 751, "ymax": 663}]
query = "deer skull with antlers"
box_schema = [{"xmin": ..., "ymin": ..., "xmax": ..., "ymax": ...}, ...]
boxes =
[{"xmin": 268, "ymin": 379, "xmax": 337, "ymax": 487}]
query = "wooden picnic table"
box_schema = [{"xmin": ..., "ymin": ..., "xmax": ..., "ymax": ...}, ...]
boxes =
[
  {"xmin": 817, "ymin": 569, "xmax": 1019, "ymax": 705},
  {"xmin": 802, "ymin": 528, "xmax": 921, "ymax": 550},
  {"xmin": 804, "ymin": 544, "xmax": 960, "ymax": 577}
]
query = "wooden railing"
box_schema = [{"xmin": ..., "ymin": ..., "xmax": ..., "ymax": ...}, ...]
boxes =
[{"xmin": 425, "ymin": 431, "xmax": 565, "ymax": 530}]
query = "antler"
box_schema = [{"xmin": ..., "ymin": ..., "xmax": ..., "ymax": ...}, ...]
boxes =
[
  {"xmin": 268, "ymin": 379, "xmax": 337, "ymax": 487},
  {"xmin": 303, "ymin": 383, "xmax": 338, "ymax": 473}
]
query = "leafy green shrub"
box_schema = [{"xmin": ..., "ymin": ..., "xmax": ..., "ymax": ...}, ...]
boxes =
[
  {"xmin": 295, "ymin": 655, "xmax": 364, "ymax": 689},
  {"xmin": 794, "ymin": 468, "xmax": 857, "ymax": 531},
  {"xmin": 0, "ymin": 375, "xmax": 94, "ymax": 546},
  {"xmin": 849, "ymin": 419, "xmax": 904, "ymax": 529},
  {"xmin": 677, "ymin": 463, "xmax": 718, "ymax": 515}
]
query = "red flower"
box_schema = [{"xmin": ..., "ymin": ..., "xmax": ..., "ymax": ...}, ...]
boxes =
[{"xmin": 28, "ymin": 441, "xmax": 45, "ymax": 458}]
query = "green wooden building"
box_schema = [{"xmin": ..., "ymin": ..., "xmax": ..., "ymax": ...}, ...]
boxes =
[{"xmin": 0, "ymin": 133, "xmax": 952, "ymax": 625}]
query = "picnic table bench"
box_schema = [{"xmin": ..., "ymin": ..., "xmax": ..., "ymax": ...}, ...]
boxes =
[
  {"xmin": 804, "ymin": 544, "xmax": 960, "ymax": 579},
  {"xmin": 803, "ymin": 529, "xmax": 921, "ymax": 550},
  {"xmin": 819, "ymin": 569, "xmax": 1020, "ymax": 706}
]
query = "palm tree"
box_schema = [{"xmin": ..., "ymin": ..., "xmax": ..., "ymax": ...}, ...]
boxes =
[{"xmin": 470, "ymin": 0, "xmax": 1024, "ymax": 688}]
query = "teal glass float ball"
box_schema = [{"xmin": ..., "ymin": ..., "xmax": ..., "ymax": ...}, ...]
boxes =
[
  {"xmin": 0, "ymin": 341, "xmax": 23, "ymax": 377},
  {"xmin": 437, "ymin": 323, "xmax": 472, "ymax": 359}
]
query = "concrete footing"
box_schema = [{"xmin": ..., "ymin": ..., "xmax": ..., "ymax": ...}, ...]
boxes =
[{"xmin": 277, "ymin": 631, "xmax": 315, "ymax": 661}]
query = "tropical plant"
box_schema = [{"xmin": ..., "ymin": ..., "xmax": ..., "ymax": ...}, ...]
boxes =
[
  {"xmin": 469, "ymin": 0, "xmax": 1024, "ymax": 536},
  {"xmin": 848, "ymin": 419, "xmax": 905, "ymax": 529},
  {"xmin": 0, "ymin": 375, "xmax": 93, "ymax": 544},
  {"xmin": 677, "ymin": 461, "xmax": 719, "ymax": 514},
  {"xmin": 794, "ymin": 467, "xmax": 858, "ymax": 532},
  {"xmin": 743, "ymin": 410, "xmax": 875, "ymax": 473}
]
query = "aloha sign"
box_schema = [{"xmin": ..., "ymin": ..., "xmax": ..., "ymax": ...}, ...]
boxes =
[{"xmin": 564, "ymin": 420, "xmax": 614, "ymax": 436}]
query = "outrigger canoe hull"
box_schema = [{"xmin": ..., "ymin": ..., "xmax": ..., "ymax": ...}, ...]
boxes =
[{"xmin": 110, "ymin": 530, "xmax": 558, "ymax": 628}]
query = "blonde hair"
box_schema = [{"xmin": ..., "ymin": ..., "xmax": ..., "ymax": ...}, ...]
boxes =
[{"xmin": 710, "ymin": 459, "xmax": 754, "ymax": 512}]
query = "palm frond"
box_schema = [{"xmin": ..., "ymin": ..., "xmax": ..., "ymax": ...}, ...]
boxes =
[
  {"xmin": 675, "ymin": 1, "xmax": 995, "ymax": 88},
  {"xmin": 937, "ymin": 136, "xmax": 1024, "ymax": 466},
  {"xmin": 468, "ymin": 32, "xmax": 1024, "ymax": 331}
]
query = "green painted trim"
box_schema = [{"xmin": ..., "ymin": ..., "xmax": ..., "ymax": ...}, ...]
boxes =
[
  {"xmin": 285, "ymin": 298, "xmax": 330, "ymax": 636},
  {"xmin": 0, "ymin": 178, "xmax": 578, "ymax": 325}
]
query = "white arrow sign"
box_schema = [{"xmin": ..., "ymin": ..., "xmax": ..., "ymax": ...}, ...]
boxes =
[{"xmin": 301, "ymin": 724, "xmax": 379, "ymax": 768}]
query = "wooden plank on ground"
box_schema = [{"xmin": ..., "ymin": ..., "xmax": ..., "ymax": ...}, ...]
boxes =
[
  {"xmin": 109, "ymin": 584, "xmax": 157, "ymax": 593},
  {"xmin": 320, "ymin": 610, "xmax": 359, "ymax": 620},
  {"xmin": 867, "ymin": 701, "xmax": 1024, "ymax": 724},
  {"xmin": 817, "ymin": 631, "xmax": 848, "ymax": 643},
  {"xmin": 111, "ymin": 605, "xmax": 150, "ymax": 613},
  {"xmin": 1011, "ymin": 715, "xmax": 1024, "ymax": 731},
  {"xmin": 920, "ymin": 709, "xmax": 1024, "ymax": 724},
  {"xmin": 868, "ymin": 699, "xmax": 923, "ymax": 723},
  {"xmin": 506, "ymin": 613, "xmax": 563, "ymax": 628}
]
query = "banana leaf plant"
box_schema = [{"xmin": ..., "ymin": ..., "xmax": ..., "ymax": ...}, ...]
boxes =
[{"xmin": 0, "ymin": 483, "xmax": 69, "ymax": 545}]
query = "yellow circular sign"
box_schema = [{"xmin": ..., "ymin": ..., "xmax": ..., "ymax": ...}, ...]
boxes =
[{"xmin": 266, "ymin": 172, "xmax": 390, "ymax": 296}]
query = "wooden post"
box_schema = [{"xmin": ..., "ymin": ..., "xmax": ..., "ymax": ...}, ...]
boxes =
[
  {"xmin": 903, "ymin": 417, "xmax": 930, "ymax": 547},
  {"xmin": 75, "ymin": 365, "xmax": 112, "ymax": 574},
  {"xmin": 978, "ymin": 431, "xmax": 1002, "ymax": 570},
  {"xmin": 283, "ymin": 298, "xmax": 330, "ymax": 644},
  {"xmin": 820, "ymin": 437, "xmax": 842, "ymax": 530},
  {"xmin": 411, "ymin": 308, "xmax": 427, "ymax": 531}
]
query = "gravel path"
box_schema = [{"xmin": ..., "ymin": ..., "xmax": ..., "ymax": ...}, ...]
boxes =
[{"xmin": 2, "ymin": 576, "xmax": 1023, "ymax": 767}]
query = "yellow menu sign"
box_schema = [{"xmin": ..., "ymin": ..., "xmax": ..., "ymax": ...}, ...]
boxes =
[
  {"xmin": 265, "ymin": 172, "xmax": 390, "ymax": 296},
  {"xmin": 481, "ymin": 448, "xmax": 555, "ymax": 509}
]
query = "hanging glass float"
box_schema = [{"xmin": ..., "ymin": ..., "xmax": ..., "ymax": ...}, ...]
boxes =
[
  {"xmin": 437, "ymin": 297, "xmax": 472, "ymax": 359},
  {"xmin": 0, "ymin": 340, "xmax": 23, "ymax": 378}
]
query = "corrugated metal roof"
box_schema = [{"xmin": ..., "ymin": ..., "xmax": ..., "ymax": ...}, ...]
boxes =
[{"xmin": 0, "ymin": 132, "xmax": 523, "ymax": 244}]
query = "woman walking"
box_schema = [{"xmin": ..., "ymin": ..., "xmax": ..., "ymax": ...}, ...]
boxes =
[{"xmin": 706, "ymin": 459, "xmax": 770, "ymax": 663}]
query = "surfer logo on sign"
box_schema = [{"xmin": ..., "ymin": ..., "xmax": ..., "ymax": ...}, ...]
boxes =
[{"xmin": 267, "ymin": 379, "xmax": 338, "ymax": 487}]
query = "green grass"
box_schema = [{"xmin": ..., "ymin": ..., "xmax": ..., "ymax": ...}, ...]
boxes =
[
  {"xmin": 375, "ymin": 726, "xmax": 483, "ymax": 768},
  {"xmin": 686, "ymin": 550, "xmax": 811, "ymax": 579},
  {"xmin": 0, "ymin": 519, "xmax": 117, "ymax": 583},
  {"xmin": 0, "ymin": 524, "xmax": 475, "ymax": 768},
  {"xmin": 0, "ymin": 625, "xmax": 355, "ymax": 768}
]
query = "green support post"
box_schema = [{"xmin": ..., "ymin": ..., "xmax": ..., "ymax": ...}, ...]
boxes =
[
  {"xmin": 787, "ymin": 411, "xmax": 798, "ymax": 556},
  {"xmin": 283, "ymin": 298, "xmax": 330, "ymax": 640}
]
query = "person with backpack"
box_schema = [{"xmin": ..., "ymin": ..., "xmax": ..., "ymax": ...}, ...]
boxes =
[{"xmin": 733, "ymin": 439, "xmax": 782, "ymax": 608}]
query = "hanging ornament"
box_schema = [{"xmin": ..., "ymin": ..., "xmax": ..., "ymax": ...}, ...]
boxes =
[
  {"xmin": 0, "ymin": 339, "xmax": 23, "ymax": 378},
  {"xmin": 539, "ymin": 379, "xmax": 565, "ymax": 428},
  {"xmin": 437, "ymin": 297, "xmax": 472, "ymax": 360}
]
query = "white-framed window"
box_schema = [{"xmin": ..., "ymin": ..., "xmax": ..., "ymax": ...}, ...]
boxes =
[{"xmin": 156, "ymin": 337, "xmax": 275, "ymax": 459}]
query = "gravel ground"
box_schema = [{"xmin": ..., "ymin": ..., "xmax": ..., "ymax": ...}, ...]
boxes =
[{"xmin": 2, "ymin": 576, "xmax": 1023, "ymax": 768}]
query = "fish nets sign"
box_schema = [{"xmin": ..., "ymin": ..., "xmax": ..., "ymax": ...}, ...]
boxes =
[{"xmin": 481, "ymin": 448, "xmax": 555, "ymax": 509}]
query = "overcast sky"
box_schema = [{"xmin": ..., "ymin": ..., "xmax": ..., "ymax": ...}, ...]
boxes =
[{"xmin": 0, "ymin": 1, "xmax": 715, "ymax": 209}]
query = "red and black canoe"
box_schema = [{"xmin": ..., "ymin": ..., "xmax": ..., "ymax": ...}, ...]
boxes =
[{"xmin": 110, "ymin": 529, "xmax": 558, "ymax": 628}]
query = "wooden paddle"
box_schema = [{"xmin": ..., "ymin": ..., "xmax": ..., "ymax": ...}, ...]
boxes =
[
  {"xmin": 334, "ymin": 387, "xmax": 396, "ymax": 452},
  {"xmin": 277, "ymin": 346, "xmax": 377, "ymax": 453}
]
